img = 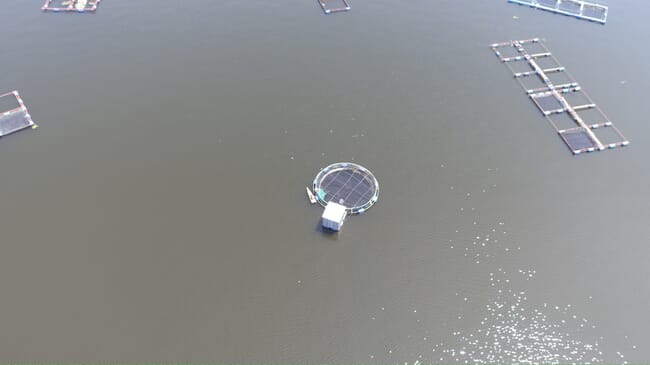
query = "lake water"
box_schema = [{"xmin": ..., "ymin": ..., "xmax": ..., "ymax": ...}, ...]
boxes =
[{"xmin": 0, "ymin": 0, "xmax": 647, "ymax": 362}]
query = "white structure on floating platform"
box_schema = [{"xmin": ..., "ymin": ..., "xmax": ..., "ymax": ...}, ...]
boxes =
[{"xmin": 322, "ymin": 202, "xmax": 347, "ymax": 231}]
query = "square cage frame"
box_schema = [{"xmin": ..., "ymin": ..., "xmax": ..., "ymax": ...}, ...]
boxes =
[
  {"xmin": 559, "ymin": 127, "xmax": 598, "ymax": 153},
  {"xmin": 318, "ymin": 0, "xmax": 351, "ymax": 14},
  {"xmin": 0, "ymin": 91, "xmax": 36, "ymax": 137},
  {"xmin": 491, "ymin": 38, "xmax": 629, "ymax": 155},
  {"xmin": 42, "ymin": 0, "xmax": 101, "ymax": 13}
]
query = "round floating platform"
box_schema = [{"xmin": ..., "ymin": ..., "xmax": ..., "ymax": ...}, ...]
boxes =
[{"xmin": 312, "ymin": 162, "xmax": 379, "ymax": 215}]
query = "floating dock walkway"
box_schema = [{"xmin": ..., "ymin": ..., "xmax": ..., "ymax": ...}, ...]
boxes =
[
  {"xmin": 507, "ymin": 0, "xmax": 608, "ymax": 24},
  {"xmin": 491, "ymin": 38, "xmax": 628, "ymax": 155}
]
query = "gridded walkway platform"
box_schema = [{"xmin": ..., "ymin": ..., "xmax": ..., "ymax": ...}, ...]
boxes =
[
  {"xmin": 0, "ymin": 91, "xmax": 36, "ymax": 138},
  {"xmin": 491, "ymin": 38, "xmax": 628, "ymax": 155},
  {"xmin": 42, "ymin": 0, "xmax": 101, "ymax": 13},
  {"xmin": 507, "ymin": 0, "xmax": 608, "ymax": 24}
]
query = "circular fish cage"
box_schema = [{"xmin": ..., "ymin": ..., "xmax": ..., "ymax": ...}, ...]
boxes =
[{"xmin": 312, "ymin": 162, "xmax": 379, "ymax": 215}]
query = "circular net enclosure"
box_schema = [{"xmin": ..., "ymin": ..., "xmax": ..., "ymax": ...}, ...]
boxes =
[{"xmin": 312, "ymin": 162, "xmax": 379, "ymax": 214}]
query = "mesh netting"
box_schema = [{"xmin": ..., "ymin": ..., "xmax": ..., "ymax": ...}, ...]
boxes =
[
  {"xmin": 537, "ymin": 0, "xmax": 558, "ymax": 6},
  {"xmin": 558, "ymin": 0, "xmax": 582, "ymax": 14},
  {"xmin": 312, "ymin": 162, "xmax": 378, "ymax": 214},
  {"xmin": 560, "ymin": 128, "xmax": 597, "ymax": 151},
  {"xmin": 582, "ymin": 5, "xmax": 607, "ymax": 19},
  {"xmin": 532, "ymin": 94, "xmax": 564, "ymax": 113}
]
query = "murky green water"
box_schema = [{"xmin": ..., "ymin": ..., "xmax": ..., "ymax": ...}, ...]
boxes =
[{"xmin": 0, "ymin": 0, "xmax": 647, "ymax": 362}]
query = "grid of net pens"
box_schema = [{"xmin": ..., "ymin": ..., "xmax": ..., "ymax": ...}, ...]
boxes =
[
  {"xmin": 491, "ymin": 38, "xmax": 629, "ymax": 154},
  {"xmin": 313, "ymin": 163, "xmax": 379, "ymax": 214}
]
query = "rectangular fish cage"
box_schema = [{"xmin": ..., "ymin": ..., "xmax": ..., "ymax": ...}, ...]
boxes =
[
  {"xmin": 42, "ymin": 0, "xmax": 101, "ymax": 12},
  {"xmin": 0, "ymin": 91, "xmax": 36, "ymax": 138},
  {"xmin": 318, "ymin": 0, "xmax": 351, "ymax": 14},
  {"xmin": 491, "ymin": 38, "xmax": 628, "ymax": 155},
  {"xmin": 507, "ymin": 0, "xmax": 608, "ymax": 24}
]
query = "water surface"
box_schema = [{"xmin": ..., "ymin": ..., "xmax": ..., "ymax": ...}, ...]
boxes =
[{"xmin": 0, "ymin": 0, "xmax": 647, "ymax": 362}]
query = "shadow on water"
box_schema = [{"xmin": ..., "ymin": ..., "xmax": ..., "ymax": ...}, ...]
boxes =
[{"xmin": 314, "ymin": 219, "xmax": 341, "ymax": 239}]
